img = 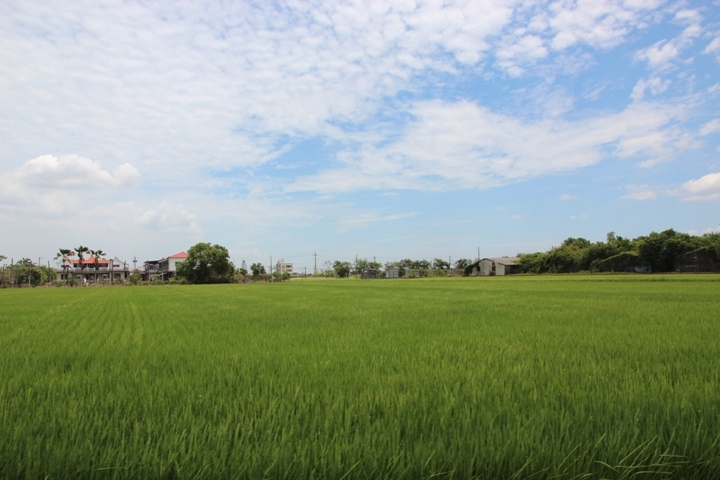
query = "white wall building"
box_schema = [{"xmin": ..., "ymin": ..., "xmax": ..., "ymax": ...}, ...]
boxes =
[{"xmin": 275, "ymin": 259, "xmax": 294, "ymax": 275}]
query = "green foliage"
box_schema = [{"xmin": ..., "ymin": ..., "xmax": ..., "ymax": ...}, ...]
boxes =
[
  {"xmin": 432, "ymin": 258, "xmax": 450, "ymax": 270},
  {"xmin": 333, "ymin": 260, "xmax": 352, "ymax": 278},
  {"xmin": 250, "ymin": 262, "xmax": 266, "ymax": 278},
  {"xmin": 454, "ymin": 258, "xmax": 472, "ymax": 270},
  {"xmin": 1, "ymin": 277, "xmax": 719, "ymax": 478},
  {"xmin": 516, "ymin": 230, "xmax": 711, "ymax": 274},
  {"xmin": 127, "ymin": 272, "xmax": 142, "ymax": 286},
  {"xmin": 637, "ymin": 229, "xmax": 701, "ymax": 272},
  {"xmin": 176, "ymin": 243, "xmax": 232, "ymax": 284}
]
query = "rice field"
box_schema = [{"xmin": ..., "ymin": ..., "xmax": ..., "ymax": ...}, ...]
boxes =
[{"xmin": 1, "ymin": 275, "xmax": 719, "ymax": 479}]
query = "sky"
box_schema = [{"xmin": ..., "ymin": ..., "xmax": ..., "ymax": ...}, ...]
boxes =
[{"xmin": 1, "ymin": 0, "xmax": 719, "ymax": 272}]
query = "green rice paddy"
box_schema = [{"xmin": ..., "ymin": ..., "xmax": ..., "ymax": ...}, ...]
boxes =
[{"xmin": 1, "ymin": 276, "xmax": 719, "ymax": 479}]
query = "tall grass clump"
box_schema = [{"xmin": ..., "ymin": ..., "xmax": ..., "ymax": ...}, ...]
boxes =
[{"xmin": 1, "ymin": 275, "xmax": 719, "ymax": 479}]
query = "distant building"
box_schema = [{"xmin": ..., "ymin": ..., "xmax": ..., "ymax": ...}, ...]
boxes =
[
  {"xmin": 361, "ymin": 269, "xmax": 381, "ymax": 279},
  {"xmin": 386, "ymin": 267, "xmax": 401, "ymax": 278},
  {"xmin": 56, "ymin": 256, "xmax": 130, "ymax": 283},
  {"xmin": 144, "ymin": 251, "xmax": 188, "ymax": 281},
  {"xmin": 275, "ymin": 259, "xmax": 294, "ymax": 275},
  {"xmin": 477, "ymin": 257, "xmax": 520, "ymax": 276}
]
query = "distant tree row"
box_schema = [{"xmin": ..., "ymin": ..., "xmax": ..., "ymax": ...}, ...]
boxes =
[
  {"xmin": 0, "ymin": 257, "xmax": 56, "ymax": 287},
  {"xmin": 517, "ymin": 230, "xmax": 720, "ymax": 274},
  {"xmin": 312, "ymin": 257, "xmax": 472, "ymax": 278}
]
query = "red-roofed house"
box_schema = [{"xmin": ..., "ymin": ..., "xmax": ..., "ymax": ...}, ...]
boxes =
[
  {"xmin": 56, "ymin": 256, "xmax": 131, "ymax": 284},
  {"xmin": 144, "ymin": 251, "xmax": 188, "ymax": 281}
]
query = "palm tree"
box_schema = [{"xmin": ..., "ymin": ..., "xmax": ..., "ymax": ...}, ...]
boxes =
[
  {"xmin": 74, "ymin": 245, "xmax": 89, "ymax": 285},
  {"xmin": 54, "ymin": 248, "xmax": 74, "ymax": 284},
  {"xmin": 90, "ymin": 249, "xmax": 106, "ymax": 284}
]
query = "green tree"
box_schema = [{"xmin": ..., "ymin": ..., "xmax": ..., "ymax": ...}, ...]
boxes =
[
  {"xmin": 176, "ymin": 243, "xmax": 232, "ymax": 284},
  {"xmin": 637, "ymin": 229, "xmax": 700, "ymax": 272},
  {"xmin": 454, "ymin": 258, "xmax": 472, "ymax": 270},
  {"xmin": 15, "ymin": 259, "xmax": 39, "ymax": 287},
  {"xmin": 250, "ymin": 262, "xmax": 266, "ymax": 278},
  {"xmin": 127, "ymin": 271, "xmax": 142, "ymax": 285},
  {"xmin": 333, "ymin": 260, "xmax": 352, "ymax": 278},
  {"xmin": 433, "ymin": 258, "xmax": 450, "ymax": 270},
  {"xmin": 354, "ymin": 258, "xmax": 370, "ymax": 276}
]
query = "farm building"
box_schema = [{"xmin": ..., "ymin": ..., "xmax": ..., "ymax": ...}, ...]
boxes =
[
  {"xmin": 386, "ymin": 267, "xmax": 401, "ymax": 278},
  {"xmin": 676, "ymin": 248, "xmax": 720, "ymax": 273},
  {"xmin": 361, "ymin": 269, "xmax": 381, "ymax": 279},
  {"xmin": 477, "ymin": 257, "xmax": 520, "ymax": 276}
]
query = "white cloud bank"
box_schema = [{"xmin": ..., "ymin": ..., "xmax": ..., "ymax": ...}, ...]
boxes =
[
  {"xmin": 679, "ymin": 172, "xmax": 720, "ymax": 201},
  {"xmin": 288, "ymin": 98, "xmax": 691, "ymax": 193},
  {"xmin": 13, "ymin": 155, "xmax": 140, "ymax": 189}
]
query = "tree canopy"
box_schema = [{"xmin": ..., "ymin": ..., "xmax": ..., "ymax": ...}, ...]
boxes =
[
  {"xmin": 517, "ymin": 229, "xmax": 720, "ymax": 274},
  {"xmin": 176, "ymin": 243, "xmax": 233, "ymax": 284}
]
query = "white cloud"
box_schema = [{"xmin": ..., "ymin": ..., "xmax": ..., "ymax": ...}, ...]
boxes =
[
  {"xmin": 570, "ymin": 213, "xmax": 589, "ymax": 220},
  {"xmin": 0, "ymin": 1, "xmax": 520, "ymax": 177},
  {"xmin": 12, "ymin": 155, "xmax": 140, "ymax": 189},
  {"xmin": 495, "ymin": 32, "xmax": 548, "ymax": 75},
  {"xmin": 679, "ymin": 172, "xmax": 720, "ymax": 201},
  {"xmin": 288, "ymin": 98, "xmax": 691, "ymax": 193},
  {"xmin": 634, "ymin": 9, "xmax": 702, "ymax": 70},
  {"xmin": 688, "ymin": 225, "xmax": 720, "ymax": 235},
  {"xmin": 630, "ymin": 76, "xmax": 671, "ymax": 101},
  {"xmin": 700, "ymin": 119, "xmax": 720, "ymax": 136},
  {"xmin": 705, "ymin": 36, "xmax": 720, "ymax": 61},
  {"xmin": 559, "ymin": 194, "xmax": 578, "ymax": 200},
  {"xmin": 546, "ymin": 0, "xmax": 662, "ymax": 50},
  {"xmin": 337, "ymin": 212, "xmax": 388, "ymax": 231},
  {"xmin": 136, "ymin": 201, "xmax": 200, "ymax": 233},
  {"xmin": 621, "ymin": 190, "xmax": 657, "ymax": 200}
]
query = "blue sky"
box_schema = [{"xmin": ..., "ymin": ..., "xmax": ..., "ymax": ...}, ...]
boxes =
[{"xmin": 1, "ymin": 0, "xmax": 719, "ymax": 272}]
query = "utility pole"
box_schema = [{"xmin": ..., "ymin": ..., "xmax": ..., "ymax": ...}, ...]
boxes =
[
  {"xmin": 477, "ymin": 247, "xmax": 480, "ymax": 262},
  {"xmin": 270, "ymin": 256, "xmax": 273, "ymax": 275},
  {"xmin": 314, "ymin": 252, "xmax": 317, "ymax": 275}
]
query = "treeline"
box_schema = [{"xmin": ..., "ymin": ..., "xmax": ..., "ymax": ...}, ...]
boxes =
[
  {"xmin": 0, "ymin": 257, "xmax": 56, "ymax": 287},
  {"xmin": 517, "ymin": 230, "xmax": 720, "ymax": 274}
]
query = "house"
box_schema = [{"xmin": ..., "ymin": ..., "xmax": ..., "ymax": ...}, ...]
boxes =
[
  {"xmin": 56, "ymin": 256, "xmax": 131, "ymax": 283},
  {"xmin": 275, "ymin": 258, "xmax": 294, "ymax": 276},
  {"xmin": 144, "ymin": 251, "xmax": 188, "ymax": 281},
  {"xmin": 477, "ymin": 257, "xmax": 520, "ymax": 276},
  {"xmin": 386, "ymin": 267, "xmax": 401, "ymax": 278}
]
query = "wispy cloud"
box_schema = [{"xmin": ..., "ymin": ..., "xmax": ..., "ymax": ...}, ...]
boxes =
[{"xmin": 288, "ymin": 98, "xmax": 692, "ymax": 193}]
